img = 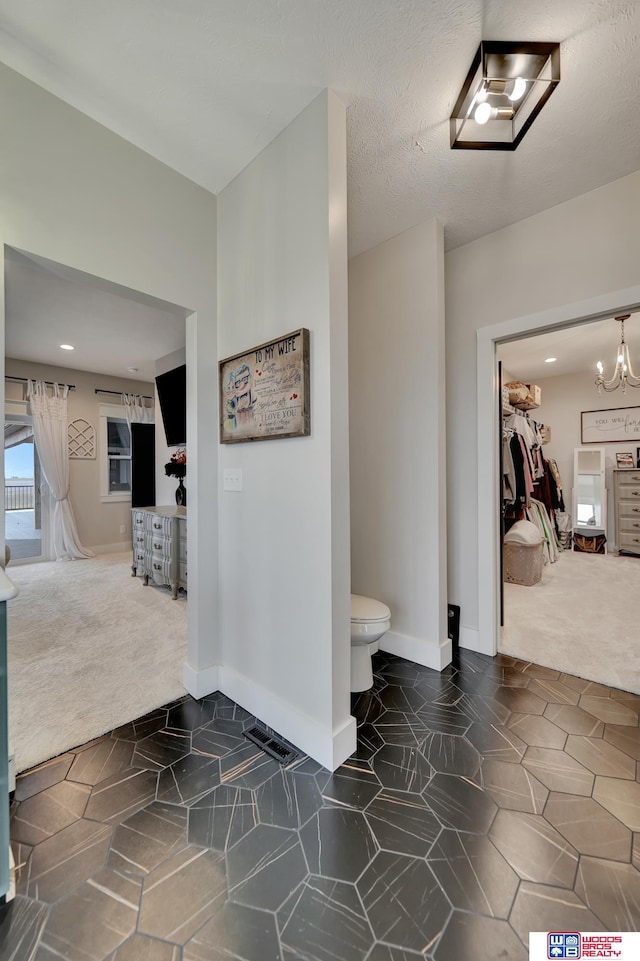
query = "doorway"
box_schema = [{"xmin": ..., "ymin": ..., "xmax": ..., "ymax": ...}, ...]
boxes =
[
  {"xmin": 4, "ymin": 415, "xmax": 48, "ymax": 563},
  {"xmin": 476, "ymin": 287, "xmax": 640, "ymax": 675},
  {"xmin": 3, "ymin": 246, "xmax": 191, "ymax": 775},
  {"xmin": 495, "ymin": 317, "xmax": 640, "ymax": 692}
]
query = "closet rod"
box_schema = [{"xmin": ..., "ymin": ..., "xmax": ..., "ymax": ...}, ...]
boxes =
[
  {"xmin": 5, "ymin": 375, "xmax": 75, "ymax": 390},
  {"xmin": 94, "ymin": 388, "xmax": 153, "ymax": 401}
]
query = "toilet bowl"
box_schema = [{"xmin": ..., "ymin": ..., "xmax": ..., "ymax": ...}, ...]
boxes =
[{"xmin": 351, "ymin": 594, "xmax": 391, "ymax": 692}]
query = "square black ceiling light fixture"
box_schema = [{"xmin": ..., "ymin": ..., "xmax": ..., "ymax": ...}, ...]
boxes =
[{"xmin": 450, "ymin": 41, "xmax": 560, "ymax": 150}]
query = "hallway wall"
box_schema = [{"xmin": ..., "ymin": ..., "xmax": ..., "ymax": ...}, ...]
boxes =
[
  {"xmin": 217, "ymin": 91, "xmax": 354, "ymax": 768},
  {"xmin": 446, "ymin": 169, "xmax": 640, "ymax": 651},
  {"xmin": 349, "ymin": 219, "xmax": 449, "ymax": 669}
]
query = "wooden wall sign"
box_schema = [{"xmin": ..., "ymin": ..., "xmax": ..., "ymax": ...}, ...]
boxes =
[
  {"xmin": 219, "ymin": 328, "xmax": 310, "ymax": 443},
  {"xmin": 581, "ymin": 406, "xmax": 640, "ymax": 444}
]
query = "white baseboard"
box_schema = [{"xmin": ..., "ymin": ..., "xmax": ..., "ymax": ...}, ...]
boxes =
[
  {"xmin": 220, "ymin": 665, "xmax": 356, "ymax": 772},
  {"xmin": 380, "ymin": 630, "xmax": 452, "ymax": 672},
  {"xmin": 460, "ymin": 625, "xmax": 496, "ymax": 656},
  {"xmin": 92, "ymin": 541, "xmax": 130, "ymax": 555},
  {"xmin": 182, "ymin": 662, "xmax": 220, "ymax": 699},
  {"xmin": 460, "ymin": 625, "xmax": 481, "ymax": 651}
]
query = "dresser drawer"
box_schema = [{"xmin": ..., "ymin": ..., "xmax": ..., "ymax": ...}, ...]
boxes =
[
  {"xmin": 150, "ymin": 514, "xmax": 173, "ymax": 536},
  {"xmin": 617, "ymin": 470, "xmax": 640, "ymax": 488},
  {"xmin": 132, "ymin": 510, "xmax": 147, "ymax": 530},
  {"xmin": 178, "ymin": 539, "xmax": 187, "ymax": 563},
  {"xmin": 133, "ymin": 530, "xmax": 146, "ymax": 549},
  {"xmin": 150, "ymin": 556, "xmax": 173, "ymax": 585},
  {"xmin": 618, "ymin": 500, "xmax": 640, "ymax": 520},
  {"xmin": 618, "ymin": 531, "xmax": 640, "ymax": 553},
  {"xmin": 619, "ymin": 515, "xmax": 640, "ymax": 534},
  {"xmin": 150, "ymin": 534, "xmax": 171, "ymax": 559}
]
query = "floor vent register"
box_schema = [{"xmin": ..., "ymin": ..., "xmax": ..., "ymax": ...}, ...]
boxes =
[{"xmin": 243, "ymin": 725, "xmax": 298, "ymax": 765}]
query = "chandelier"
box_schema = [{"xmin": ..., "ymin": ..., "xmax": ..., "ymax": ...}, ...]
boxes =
[{"xmin": 595, "ymin": 315, "xmax": 640, "ymax": 393}]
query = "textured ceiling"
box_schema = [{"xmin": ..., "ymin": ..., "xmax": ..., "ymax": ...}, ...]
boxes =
[{"xmin": 0, "ymin": 1, "xmax": 638, "ymax": 254}]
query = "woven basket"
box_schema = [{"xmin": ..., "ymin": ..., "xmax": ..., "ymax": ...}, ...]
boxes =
[{"xmin": 503, "ymin": 541, "xmax": 543, "ymax": 586}]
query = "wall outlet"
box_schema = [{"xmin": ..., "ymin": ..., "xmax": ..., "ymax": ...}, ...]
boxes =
[{"xmin": 119, "ymin": 525, "xmax": 126, "ymax": 534}]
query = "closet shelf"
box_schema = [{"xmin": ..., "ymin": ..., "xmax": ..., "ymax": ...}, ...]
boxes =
[{"xmin": 513, "ymin": 401, "xmax": 540, "ymax": 411}]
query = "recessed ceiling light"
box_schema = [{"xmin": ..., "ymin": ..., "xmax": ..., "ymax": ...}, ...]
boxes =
[
  {"xmin": 127, "ymin": 367, "xmax": 139, "ymax": 373},
  {"xmin": 545, "ymin": 357, "xmax": 557, "ymax": 363},
  {"xmin": 60, "ymin": 344, "xmax": 75, "ymax": 350}
]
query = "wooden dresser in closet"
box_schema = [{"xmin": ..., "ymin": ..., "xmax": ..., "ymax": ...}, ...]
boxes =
[
  {"xmin": 613, "ymin": 468, "xmax": 640, "ymax": 556},
  {"xmin": 131, "ymin": 506, "xmax": 187, "ymax": 598}
]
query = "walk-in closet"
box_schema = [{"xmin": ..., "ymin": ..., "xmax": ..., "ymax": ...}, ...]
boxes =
[{"xmin": 497, "ymin": 314, "xmax": 640, "ymax": 695}]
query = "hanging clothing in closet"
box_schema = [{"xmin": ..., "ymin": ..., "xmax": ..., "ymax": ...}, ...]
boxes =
[
  {"xmin": 502, "ymin": 412, "xmax": 545, "ymax": 508},
  {"xmin": 533, "ymin": 457, "xmax": 565, "ymax": 516},
  {"xmin": 502, "ymin": 410, "xmax": 564, "ymax": 564}
]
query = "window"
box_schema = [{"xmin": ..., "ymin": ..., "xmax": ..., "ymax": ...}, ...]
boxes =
[{"xmin": 99, "ymin": 404, "xmax": 132, "ymax": 502}]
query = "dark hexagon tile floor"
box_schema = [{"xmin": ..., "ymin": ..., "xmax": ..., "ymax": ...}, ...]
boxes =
[{"xmin": 3, "ymin": 649, "xmax": 640, "ymax": 960}]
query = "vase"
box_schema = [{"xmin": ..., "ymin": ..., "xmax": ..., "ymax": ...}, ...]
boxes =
[{"xmin": 175, "ymin": 477, "xmax": 187, "ymax": 508}]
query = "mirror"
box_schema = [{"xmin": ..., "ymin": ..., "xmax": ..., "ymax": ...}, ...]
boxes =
[{"xmin": 573, "ymin": 447, "xmax": 606, "ymax": 530}]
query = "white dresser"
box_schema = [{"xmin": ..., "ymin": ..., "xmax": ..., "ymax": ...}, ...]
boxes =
[
  {"xmin": 131, "ymin": 506, "xmax": 187, "ymax": 598},
  {"xmin": 613, "ymin": 469, "xmax": 640, "ymax": 556}
]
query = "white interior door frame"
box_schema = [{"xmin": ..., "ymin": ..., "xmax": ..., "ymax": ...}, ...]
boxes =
[{"xmin": 476, "ymin": 284, "xmax": 640, "ymax": 657}]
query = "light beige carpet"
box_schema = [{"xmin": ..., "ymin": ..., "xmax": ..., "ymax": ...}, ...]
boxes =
[
  {"xmin": 502, "ymin": 549, "xmax": 640, "ymax": 694},
  {"xmin": 7, "ymin": 552, "xmax": 186, "ymax": 773}
]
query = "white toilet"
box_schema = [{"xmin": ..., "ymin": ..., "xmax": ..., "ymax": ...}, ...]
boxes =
[{"xmin": 350, "ymin": 593, "xmax": 391, "ymax": 692}]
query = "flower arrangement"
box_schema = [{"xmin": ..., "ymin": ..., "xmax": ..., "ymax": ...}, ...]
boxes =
[{"xmin": 165, "ymin": 448, "xmax": 186, "ymax": 479}]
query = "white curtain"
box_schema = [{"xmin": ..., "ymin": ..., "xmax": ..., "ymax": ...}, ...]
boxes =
[
  {"xmin": 26, "ymin": 380, "xmax": 94, "ymax": 560},
  {"xmin": 121, "ymin": 394, "xmax": 154, "ymax": 429}
]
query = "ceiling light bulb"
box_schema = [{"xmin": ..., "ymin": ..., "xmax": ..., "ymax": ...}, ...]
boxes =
[
  {"xmin": 545, "ymin": 357, "xmax": 557, "ymax": 363},
  {"xmin": 474, "ymin": 102, "xmax": 493, "ymax": 125},
  {"xmin": 60, "ymin": 344, "xmax": 75, "ymax": 350},
  {"xmin": 618, "ymin": 353, "xmax": 625, "ymax": 364},
  {"xmin": 507, "ymin": 77, "xmax": 527, "ymax": 102},
  {"xmin": 596, "ymin": 361, "xmax": 604, "ymax": 375}
]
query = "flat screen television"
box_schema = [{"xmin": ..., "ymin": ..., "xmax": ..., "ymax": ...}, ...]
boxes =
[{"xmin": 155, "ymin": 364, "xmax": 186, "ymax": 446}]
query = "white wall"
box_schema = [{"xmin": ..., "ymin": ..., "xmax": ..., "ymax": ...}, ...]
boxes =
[
  {"xmin": 0, "ymin": 62, "xmax": 218, "ymax": 685},
  {"xmin": 446, "ymin": 170, "xmax": 640, "ymax": 651},
  {"xmin": 216, "ymin": 91, "xmax": 354, "ymax": 769},
  {"xmin": 349, "ymin": 219, "xmax": 449, "ymax": 669}
]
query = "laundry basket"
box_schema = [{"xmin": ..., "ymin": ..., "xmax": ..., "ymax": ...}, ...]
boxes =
[{"xmin": 503, "ymin": 541, "xmax": 544, "ymax": 586}]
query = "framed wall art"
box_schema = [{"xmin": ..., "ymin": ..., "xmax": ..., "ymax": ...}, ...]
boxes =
[
  {"xmin": 581, "ymin": 406, "xmax": 640, "ymax": 444},
  {"xmin": 219, "ymin": 328, "xmax": 310, "ymax": 443}
]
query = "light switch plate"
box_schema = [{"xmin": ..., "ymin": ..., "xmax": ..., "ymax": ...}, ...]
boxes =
[{"xmin": 224, "ymin": 468, "xmax": 243, "ymax": 492}]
